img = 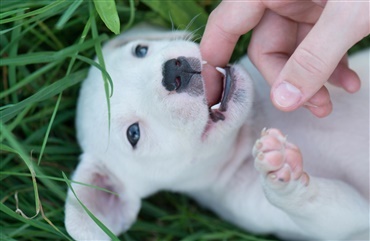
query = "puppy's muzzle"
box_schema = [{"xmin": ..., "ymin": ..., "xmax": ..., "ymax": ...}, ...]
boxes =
[{"xmin": 162, "ymin": 57, "xmax": 201, "ymax": 92}]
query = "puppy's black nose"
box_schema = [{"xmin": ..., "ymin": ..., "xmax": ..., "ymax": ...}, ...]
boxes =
[{"xmin": 162, "ymin": 57, "xmax": 200, "ymax": 92}]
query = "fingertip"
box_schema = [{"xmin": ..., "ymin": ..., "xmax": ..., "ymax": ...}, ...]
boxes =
[
  {"xmin": 303, "ymin": 86, "xmax": 333, "ymax": 117},
  {"xmin": 271, "ymin": 83, "xmax": 333, "ymax": 118},
  {"xmin": 271, "ymin": 81, "xmax": 303, "ymax": 111},
  {"xmin": 329, "ymin": 61, "xmax": 362, "ymax": 93},
  {"xmin": 341, "ymin": 70, "xmax": 361, "ymax": 93}
]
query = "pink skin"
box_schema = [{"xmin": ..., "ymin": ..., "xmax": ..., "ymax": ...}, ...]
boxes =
[
  {"xmin": 200, "ymin": 0, "xmax": 369, "ymax": 117},
  {"xmin": 253, "ymin": 128, "xmax": 310, "ymax": 187}
]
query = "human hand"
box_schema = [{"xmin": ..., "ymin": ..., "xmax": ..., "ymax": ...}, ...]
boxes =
[{"xmin": 200, "ymin": 0, "xmax": 370, "ymax": 117}]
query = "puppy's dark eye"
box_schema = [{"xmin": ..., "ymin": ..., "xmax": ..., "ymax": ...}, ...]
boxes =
[
  {"xmin": 134, "ymin": 45, "xmax": 148, "ymax": 58},
  {"xmin": 127, "ymin": 123, "xmax": 140, "ymax": 148}
]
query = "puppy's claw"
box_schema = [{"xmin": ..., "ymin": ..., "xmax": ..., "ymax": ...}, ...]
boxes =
[{"xmin": 261, "ymin": 127, "xmax": 268, "ymax": 136}]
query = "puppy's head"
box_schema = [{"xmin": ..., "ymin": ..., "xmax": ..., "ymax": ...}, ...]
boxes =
[{"xmin": 65, "ymin": 24, "xmax": 254, "ymax": 240}]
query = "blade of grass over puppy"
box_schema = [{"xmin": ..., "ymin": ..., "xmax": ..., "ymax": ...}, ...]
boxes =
[
  {"xmin": 90, "ymin": 2, "xmax": 113, "ymax": 132},
  {"xmin": 62, "ymin": 172, "xmax": 120, "ymax": 241}
]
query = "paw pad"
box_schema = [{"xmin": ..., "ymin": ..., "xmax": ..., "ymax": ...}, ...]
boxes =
[{"xmin": 253, "ymin": 128, "xmax": 309, "ymax": 188}]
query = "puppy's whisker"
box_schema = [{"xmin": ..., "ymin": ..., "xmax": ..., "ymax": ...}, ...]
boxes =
[
  {"xmin": 168, "ymin": 13, "xmax": 175, "ymax": 33},
  {"xmin": 185, "ymin": 13, "xmax": 200, "ymax": 33},
  {"xmin": 191, "ymin": 35, "xmax": 202, "ymax": 43},
  {"xmin": 186, "ymin": 25, "xmax": 204, "ymax": 43}
]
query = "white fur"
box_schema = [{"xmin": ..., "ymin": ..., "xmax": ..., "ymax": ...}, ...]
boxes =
[{"xmin": 65, "ymin": 25, "xmax": 370, "ymax": 240}]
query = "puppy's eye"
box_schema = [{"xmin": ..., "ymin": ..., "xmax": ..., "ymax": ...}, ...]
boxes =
[
  {"xmin": 127, "ymin": 123, "xmax": 140, "ymax": 148},
  {"xmin": 134, "ymin": 45, "xmax": 148, "ymax": 58}
]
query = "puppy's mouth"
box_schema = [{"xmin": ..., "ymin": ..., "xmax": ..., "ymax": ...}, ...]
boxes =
[{"xmin": 204, "ymin": 66, "xmax": 235, "ymax": 122}]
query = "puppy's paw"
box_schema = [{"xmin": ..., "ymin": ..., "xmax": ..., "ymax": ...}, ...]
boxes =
[{"xmin": 253, "ymin": 128, "xmax": 309, "ymax": 191}]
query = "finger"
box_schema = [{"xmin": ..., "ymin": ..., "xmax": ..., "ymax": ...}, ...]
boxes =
[
  {"xmin": 248, "ymin": 10, "xmax": 297, "ymax": 86},
  {"xmin": 271, "ymin": 2, "xmax": 369, "ymax": 111},
  {"xmin": 200, "ymin": 0, "xmax": 265, "ymax": 106},
  {"xmin": 328, "ymin": 55, "xmax": 361, "ymax": 93},
  {"xmin": 262, "ymin": 0, "xmax": 323, "ymax": 24},
  {"xmin": 248, "ymin": 9, "xmax": 334, "ymax": 118},
  {"xmin": 304, "ymin": 86, "xmax": 332, "ymax": 117},
  {"xmin": 200, "ymin": 0, "xmax": 265, "ymax": 67},
  {"xmin": 202, "ymin": 64, "xmax": 224, "ymax": 106}
]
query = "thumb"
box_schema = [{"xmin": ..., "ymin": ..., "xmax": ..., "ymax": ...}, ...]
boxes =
[{"xmin": 271, "ymin": 2, "xmax": 368, "ymax": 112}]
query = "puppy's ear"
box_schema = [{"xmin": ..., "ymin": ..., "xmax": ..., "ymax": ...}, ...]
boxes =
[
  {"xmin": 65, "ymin": 154, "xmax": 140, "ymax": 240},
  {"xmin": 103, "ymin": 23, "xmax": 191, "ymax": 53}
]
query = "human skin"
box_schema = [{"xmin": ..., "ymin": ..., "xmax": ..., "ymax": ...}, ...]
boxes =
[{"xmin": 200, "ymin": 0, "xmax": 370, "ymax": 117}]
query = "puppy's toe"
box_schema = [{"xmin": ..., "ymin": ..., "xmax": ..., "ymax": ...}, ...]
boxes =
[{"xmin": 254, "ymin": 128, "xmax": 309, "ymax": 190}]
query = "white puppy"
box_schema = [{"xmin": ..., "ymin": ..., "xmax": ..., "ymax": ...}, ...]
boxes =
[{"xmin": 65, "ymin": 25, "xmax": 369, "ymax": 240}]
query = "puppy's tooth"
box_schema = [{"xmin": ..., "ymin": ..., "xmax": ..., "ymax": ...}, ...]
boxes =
[
  {"xmin": 215, "ymin": 67, "xmax": 226, "ymax": 76},
  {"xmin": 201, "ymin": 60, "xmax": 208, "ymax": 65},
  {"xmin": 211, "ymin": 102, "xmax": 221, "ymax": 110}
]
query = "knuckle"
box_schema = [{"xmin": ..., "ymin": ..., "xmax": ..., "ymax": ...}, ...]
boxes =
[{"xmin": 292, "ymin": 48, "xmax": 329, "ymax": 79}]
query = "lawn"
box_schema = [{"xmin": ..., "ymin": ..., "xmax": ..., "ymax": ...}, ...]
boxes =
[{"xmin": 1, "ymin": 1, "xmax": 368, "ymax": 241}]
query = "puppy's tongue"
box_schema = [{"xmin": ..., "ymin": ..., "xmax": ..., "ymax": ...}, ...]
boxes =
[{"xmin": 202, "ymin": 64, "xmax": 224, "ymax": 106}]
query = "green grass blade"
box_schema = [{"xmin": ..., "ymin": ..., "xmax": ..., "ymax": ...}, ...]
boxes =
[
  {"xmin": 0, "ymin": 35, "xmax": 108, "ymax": 66},
  {"xmin": 0, "ymin": 203, "xmax": 54, "ymax": 234},
  {"xmin": 62, "ymin": 172, "xmax": 120, "ymax": 241},
  {"xmin": 93, "ymin": 0, "xmax": 120, "ymax": 34},
  {"xmin": 37, "ymin": 93, "xmax": 62, "ymax": 166},
  {"xmin": 1, "ymin": 123, "xmax": 40, "ymax": 218},
  {"xmin": 0, "ymin": 61, "xmax": 59, "ymax": 99},
  {"xmin": 0, "ymin": 8, "xmax": 29, "ymax": 19},
  {"xmin": 8, "ymin": 9, "xmax": 24, "ymax": 104},
  {"xmin": 90, "ymin": 2, "xmax": 112, "ymax": 132},
  {"xmin": 55, "ymin": 0, "xmax": 83, "ymax": 30},
  {"xmin": 1, "ymin": 69, "xmax": 87, "ymax": 123},
  {"xmin": 0, "ymin": 0, "xmax": 67, "ymax": 24},
  {"xmin": 122, "ymin": 0, "xmax": 135, "ymax": 31},
  {"xmin": 141, "ymin": 0, "xmax": 208, "ymax": 32}
]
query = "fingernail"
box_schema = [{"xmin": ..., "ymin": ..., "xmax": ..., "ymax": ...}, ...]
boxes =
[{"xmin": 273, "ymin": 81, "xmax": 302, "ymax": 108}]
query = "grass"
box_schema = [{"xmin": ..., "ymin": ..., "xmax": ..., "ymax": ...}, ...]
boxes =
[{"xmin": 1, "ymin": 1, "xmax": 369, "ymax": 241}]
